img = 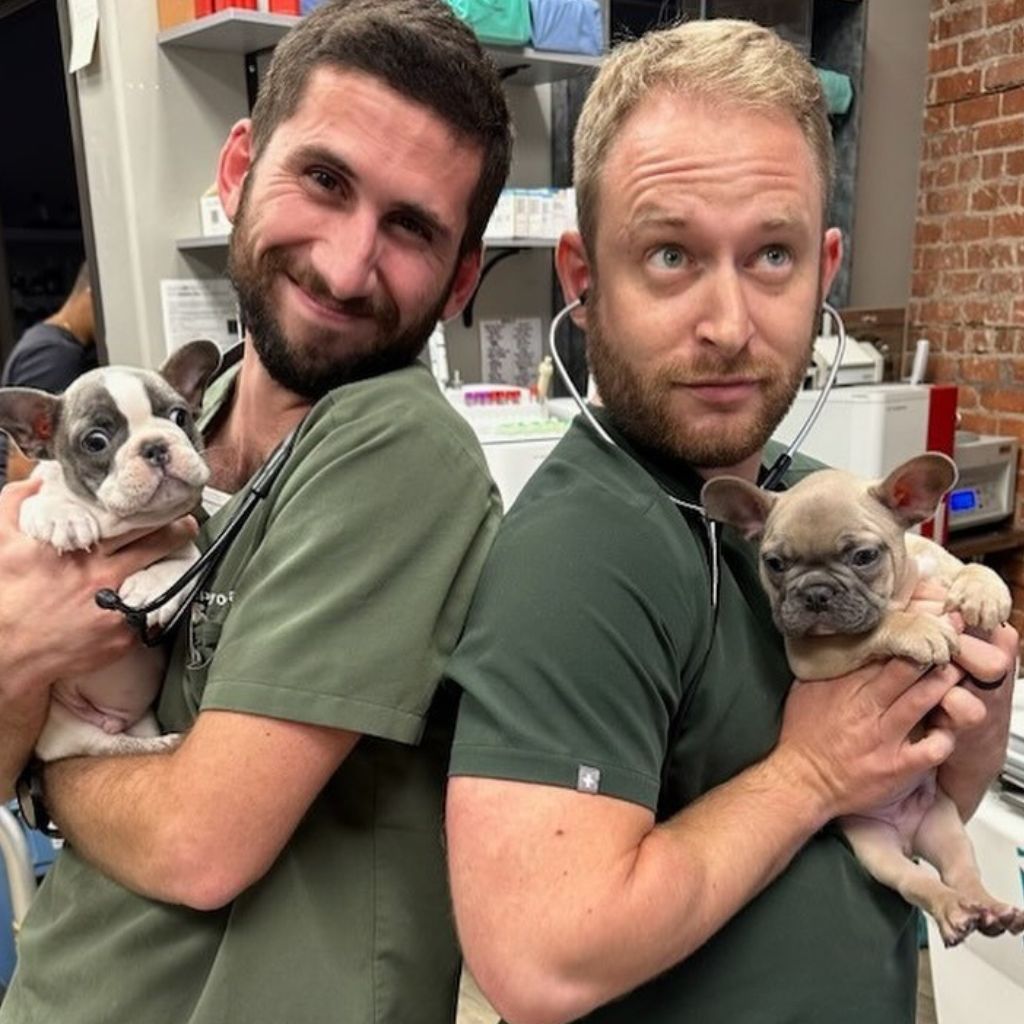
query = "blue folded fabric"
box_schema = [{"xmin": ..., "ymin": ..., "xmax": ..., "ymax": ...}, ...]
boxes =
[{"xmin": 529, "ymin": 0, "xmax": 602, "ymax": 55}]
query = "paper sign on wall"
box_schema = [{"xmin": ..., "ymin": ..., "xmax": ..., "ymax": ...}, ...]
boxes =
[
  {"xmin": 160, "ymin": 279, "xmax": 240, "ymax": 356},
  {"xmin": 68, "ymin": 0, "xmax": 99, "ymax": 74},
  {"xmin": 479, "ymin": 317, "xmax": 542, "ymax": 387}
]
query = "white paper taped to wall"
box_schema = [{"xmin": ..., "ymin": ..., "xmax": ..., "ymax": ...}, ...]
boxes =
[
  {"xmin": 160, "ymin": 279, "xmax": 240, "ymax": 356},
  {"xmin": 479, "ymin": 317, "xmax": 542, "ymax": 386}
]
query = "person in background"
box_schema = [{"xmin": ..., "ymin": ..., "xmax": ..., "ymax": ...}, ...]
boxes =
[
  {"xmin": 445, "ymin": 20, "xmax": 1017, "ymax": 1024},
  {"xmin": 0, "ymin": 261, "xmax": 97, "ymax": 487},
  {"xmin": 2, "ymin": 260, "xmax": 97, "ymax": 392},
  {"xmin": 0, "ymin": 2, "xmax": 511, "ymax": 1022}
]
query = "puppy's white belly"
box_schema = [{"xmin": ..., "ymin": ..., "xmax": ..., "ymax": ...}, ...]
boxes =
[
  {"xmin": 843, "ymin": 770, "xmax": 938, "ymax": 851},
  {"xmin": 51, "ymin": 646, "xmax": 165, "ymax": 734}
]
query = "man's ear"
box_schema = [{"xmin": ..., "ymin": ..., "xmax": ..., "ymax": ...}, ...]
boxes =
[
  {"xmin": 217, "ymin": 119, "xmax": 255, "ymax": 222},
  {"xmin": 819, "ymin": 226, "xmax": 844, "ymax": 302},
  {"xmin": 440, "ymin": 245, "xmax": 483, "ymax": 322},
  {"xmin": 555, "ymin": 230, "xmax": 591, "ymax": 331},
  {"xmin": 869, "ymin": 452, "xmax": 957, "ymax": 528},
  {"xmin": 701, "ymin": 476, "xmax": 778, "ymax": 540},
  {"xmin": 0, "ymin": 389, "xmax": 61, "ymax": 459}
]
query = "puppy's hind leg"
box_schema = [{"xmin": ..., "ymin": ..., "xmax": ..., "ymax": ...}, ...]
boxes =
[
  {"xmin": 841, "ymin": 815, "xmax": 981, "ymax": 947},
  {"xmin": 913, "ymin": 788, "xmax": 1024, "ymax": 939}
]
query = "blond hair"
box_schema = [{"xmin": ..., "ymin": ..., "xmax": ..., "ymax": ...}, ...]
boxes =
[{"xmin": 574, "ymin": 19, "xmax": 834, "ymax": 251}]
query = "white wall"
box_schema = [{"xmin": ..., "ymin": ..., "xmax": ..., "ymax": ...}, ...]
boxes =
[
  {"xmin": 847, "ymin": 0, "xmax": 931, "ymax": 308},
  {"xmin": 76, "ymin": 0, "xmax": 247, "ymax": 367}
]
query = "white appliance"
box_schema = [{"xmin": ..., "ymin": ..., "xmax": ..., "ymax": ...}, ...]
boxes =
[
  {"xmin": 807, "ymin": 333, "xmax": 885, "ymax": 388},
  {"xmin": 772, "ymin": 383, "xmax": 931, "ymax": 478},
  {"xmin": 927, "ymin": 688, "xmax": 1024, "ymax": 1024},
  {"xmin": 949, "ymin": 432, "xmax": 1019, "ymax": 532}
]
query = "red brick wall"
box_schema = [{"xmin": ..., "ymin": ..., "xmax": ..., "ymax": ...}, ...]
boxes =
[{"xmin": 911, "ymin": 0, "xmax": 1024, "ymax": 627}]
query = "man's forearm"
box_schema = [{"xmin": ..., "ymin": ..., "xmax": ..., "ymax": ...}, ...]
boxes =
[
  {"xmin": 452, "ymin": 749, "xmax": 832, "ymax": 1024},
  {"xmin": 44, "ymin": 751, "xmax": 188, "ymax": 901}
]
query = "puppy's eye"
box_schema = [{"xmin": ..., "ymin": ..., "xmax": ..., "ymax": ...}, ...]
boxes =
[
  {"xmin": 762, "ymin": 553, "xmax": 788, "ymax": 574},
  {"xmin": 81, "ymin": 430, "xmax": 109, "ymax": 454},
  {"xmin": 851, "ymin": 547, "xmax": 880, "ymax": 568},
  {"xmin": 168, "ymin": 406, "xmax": 190, "ymax": 429}
]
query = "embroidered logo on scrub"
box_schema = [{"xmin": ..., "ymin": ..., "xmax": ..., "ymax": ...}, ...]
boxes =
[{"xmin": 577, "ymin": 765, "xmax": 601, "ymax": 794}]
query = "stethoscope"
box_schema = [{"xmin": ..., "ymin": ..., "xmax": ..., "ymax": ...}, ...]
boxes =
[
  {"xmin": 95, "ymin": 418, "xmax": 305, "ymax": 645},
  {"xmin": 547, "ymin": 292, "xmax": 849, "ymax": 617}
]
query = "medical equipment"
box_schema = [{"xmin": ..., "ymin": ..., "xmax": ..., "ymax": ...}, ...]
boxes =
[
  {"xmin": 949, "ymin": 432, "xmax": 1019, "ymax": 533},
  {"xmin": 95, "ymin": 418, "xmax": 306, "ymax": 644}
]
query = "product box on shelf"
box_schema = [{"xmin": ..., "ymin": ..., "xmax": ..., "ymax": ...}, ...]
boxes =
[
  {"xmin": 157, "ymin": 0, "xmax": 198, "ymax": 29},
  {"xmin": 529, "ymin": 0, "xmax": 602, "ymax": 56},
  {"xmin": 446, "ymin": 0, "xmax": 532, "ymax": 47},
  {"xmin": 199, "ymin": 190, "xmax": 230, "ymax": 237}
]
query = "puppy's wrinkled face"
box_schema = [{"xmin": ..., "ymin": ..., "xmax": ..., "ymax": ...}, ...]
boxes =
[
  {"xmin": 56, "ymin": 367, "xmax": 208, "ymax": 519},
  {"xmin": 701, "ymin": 454, "xmax": 956, "ymax": 642},
  {"xmin": 757, "ymin": 474, "xmax": 902, "ymax": 638}
]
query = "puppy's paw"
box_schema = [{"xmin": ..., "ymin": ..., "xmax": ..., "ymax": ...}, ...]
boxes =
[
  {"xmin": 887, "ymin": 615, "xmax": 959, "ymax": 666},
  {"xmin": 119, "ymin": 565, "xmax": 187, "ymax": 629},
  {"xmin": 945, "ymin": 563, "xmax": 1012, "ymax": 633},
  {"xmin": 20, "ymin": 496, "xmax": 100, "ymax": 552}
]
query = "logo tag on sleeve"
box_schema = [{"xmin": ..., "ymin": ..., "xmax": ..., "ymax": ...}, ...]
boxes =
[{"xmin": 576, "ymin": 765, "xmax": 601, "ymax": 794}]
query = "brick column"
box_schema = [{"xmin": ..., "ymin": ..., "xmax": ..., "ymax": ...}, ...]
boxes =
[{"xmin": 911, "ymin": 0, "xmax": 1024, "ymax": 631}]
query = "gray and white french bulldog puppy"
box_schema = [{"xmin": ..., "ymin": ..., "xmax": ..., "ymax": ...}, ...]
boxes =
[
  {"xmin": 702, "ymin": 453, "xmax": 1024, "ymax": 947},
  {"xmin": 0, "ymin": 339, "xmax": 221, "ymax": 762}
]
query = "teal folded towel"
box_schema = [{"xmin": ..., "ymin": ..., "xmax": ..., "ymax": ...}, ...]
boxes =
[{"xmin": 818, "ymin": 67, "xmax": 853, "ymax": 117}]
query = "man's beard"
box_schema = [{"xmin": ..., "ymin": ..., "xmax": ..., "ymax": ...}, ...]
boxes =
[
  {"xmin": 227, "ymin": 195, "xmax": 452, "ymax": 400},
  {"xmin": 586, "ymin": 288, "xmax": 814, "ymax": 469}
]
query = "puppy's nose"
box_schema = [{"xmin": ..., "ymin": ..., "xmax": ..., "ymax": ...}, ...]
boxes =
[
  {"xmin": 141, "ymin": 440, "xmax": 170, "ymax": 468},
  {"xmin": 801, "ymin": 584, "xmax": 834, "ymax": 613}
]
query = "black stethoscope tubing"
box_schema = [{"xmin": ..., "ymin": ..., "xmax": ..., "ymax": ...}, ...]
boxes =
[{"xmin": 95, "ymin": 418, "xmax": 304, "ymax": 646}]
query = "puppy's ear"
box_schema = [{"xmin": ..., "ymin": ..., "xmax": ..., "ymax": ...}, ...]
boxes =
[
  {"xmin": 701, "ymin": 476, "xmax": 777, "ymax": 540},
  {"xmin": 0, "ymin": 389, "xmax": 60, "ymax": 458},
  {"xmin": 2, "ymin": 431, "xmax": 39, "ymax": 481},
  {"xmin": 870, "ymin": 452, "xmax": 957, "ymax": 528},
  {"xmin": 159, "ymin": 340, "xmax": 222, "ymax": 410}
]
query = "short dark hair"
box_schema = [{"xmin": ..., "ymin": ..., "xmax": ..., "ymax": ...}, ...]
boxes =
[{"xmin": 250, "ymin": 0, "xmax": 512, "ymax": 255}]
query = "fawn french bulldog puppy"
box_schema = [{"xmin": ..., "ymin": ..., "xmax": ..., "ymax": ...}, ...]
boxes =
[
  {"xmin": 702, "ymin": 453, "xmax": 1024, "ymax": 946},
  {"xmin": 0, "ymin": 339, "xmax": 220, "ymax": 762}
]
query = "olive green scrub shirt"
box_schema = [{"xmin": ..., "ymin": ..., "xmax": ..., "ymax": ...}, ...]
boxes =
[
  {"xmin": 448, "ymin": 410, "xmax": 918, "ymax": 1024},
  {"xmin": 4, "ymin": 363, "xmax": 501, "ymax": 1024}
]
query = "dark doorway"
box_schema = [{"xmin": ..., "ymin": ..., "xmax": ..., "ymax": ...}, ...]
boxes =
[{"xmin": 0, "ymin": 0, "xmax": 86, "ymax": 363}]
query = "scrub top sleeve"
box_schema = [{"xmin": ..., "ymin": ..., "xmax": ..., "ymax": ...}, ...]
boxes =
[
  {"xmin": 449, "ymin": 490, "xmax": 704, "ymax": 811},
  {"xmin": 201, "ymin": 395, "xmax": 499, "ymax": 744}
]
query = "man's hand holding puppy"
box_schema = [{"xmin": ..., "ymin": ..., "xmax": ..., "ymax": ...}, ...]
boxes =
[
  {"xmin": 0, "ymin": 480, "xmax": 196, "ymax": 797},
  {"xmin": 780, "ymin": 593, "xmax": 1015, "ymax": 823}
]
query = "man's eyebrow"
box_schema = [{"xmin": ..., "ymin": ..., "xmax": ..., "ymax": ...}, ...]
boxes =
[{"xmin": 290, "ymin": 143, "xmax": 450, "ymax": 242}]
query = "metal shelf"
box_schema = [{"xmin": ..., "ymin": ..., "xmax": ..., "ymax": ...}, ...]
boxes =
[
  {"xmin": 157, "ymin": 9, "xmax": 600, "ymax": 83},
  {"xmin": 177, "ymin": 234, "xmax": 230, "ymax": 251}
]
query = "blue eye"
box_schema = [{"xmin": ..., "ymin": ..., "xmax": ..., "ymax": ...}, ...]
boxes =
[
  {"xmin": 651, "ymin": 245, "xmax": 687, "ymax": 270},
  {"xmin": 759, "ymin": 245, "xmax": 792, "ymax": 268}
]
